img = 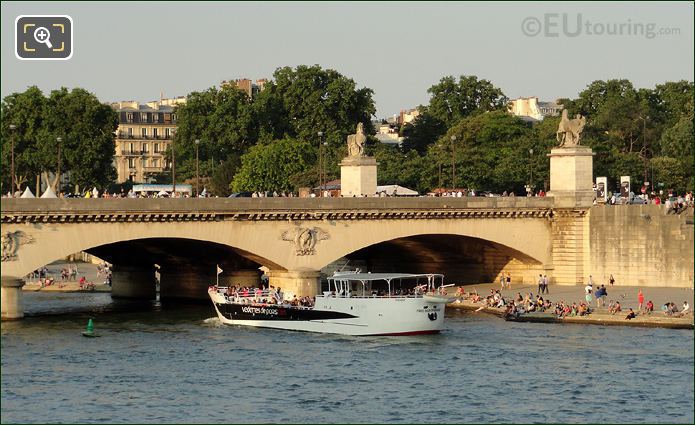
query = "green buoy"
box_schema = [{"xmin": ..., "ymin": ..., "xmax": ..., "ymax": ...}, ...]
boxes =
[{"xmin": 82, "ymin": 318, "xmax": 100, "ymax": 337}]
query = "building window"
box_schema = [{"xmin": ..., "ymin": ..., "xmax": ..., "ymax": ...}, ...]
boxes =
[
  {"xmin": 152, "ymin": 158, "xmax": 159, "ymax": 168},
  {"xmin": 126, "ymin": 112, "xmax": 134, "ymax": 123},
  {"xmin": 172, "ymin": 114, "xmax": 177, "ymax": 122},
  {"xmin": 129, "ymin": 142, "xmax": 135, "ymax": 153},
  {"xmin": 165, "ymin": 128, "xmax": 171, "ymax": 139},
  {"xmin": 154, "ymin": 143, "xmax": 160, "ymax": 153},
  {"xmin": 142, "ymin": 143, "xmax": 148, "ymax": 153},
  {"xmin": 141, "ymin": 113, "xmax": 148, "ymax": 122},
  {"xmin": 127, "ymin": 127, "xmax": 133, "ymax": 138},
  {"xmin": 164, "ymin": 113, "xmax": 172, "ymax": 123},
  {"xmin": 128, "ymin": 158, "xmax": 135, "ymax": 168},
  {"xmin": 152, "ymin": 114, "xmax": 159, "ymax": 123},
  {"xmin": 141, "ymin": 128, "xmax": 148, "ymax": 138},
  {"xmin": 152, "ymin": 128, "xmax": 158, "ymax": 139}
]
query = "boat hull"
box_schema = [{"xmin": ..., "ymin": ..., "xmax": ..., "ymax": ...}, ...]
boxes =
[{"xmin": 209, "ymin": 292, "xmax": 446, "ymax": 336}]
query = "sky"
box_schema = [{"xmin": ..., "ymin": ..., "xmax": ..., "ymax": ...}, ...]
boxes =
[{"xmin": 2, "ymin": 1, "xmax": 693, "ymax": 119}]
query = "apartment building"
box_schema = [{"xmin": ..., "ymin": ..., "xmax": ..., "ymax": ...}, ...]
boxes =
[
  {"xmin": 508, "ymin": 97, "xmax": 562, "ymax": 121},
  {"xmin": 220, "ymin": 78, "xmax": 268, "ymax": 98},
  {"xmin": 111, "ymin": 97, "xmax": 186, "ymax": 183}
]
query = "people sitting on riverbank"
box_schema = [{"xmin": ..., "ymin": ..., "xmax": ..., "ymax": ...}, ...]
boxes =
[
  {"xmin": 609, "ymin": 301, "xmax": 622, "ymax": 315},
  {"xmin": 625, "ymin": 308, "xmax": 637, "ymax": 320},
  {"xmin": 679, "ymin": 301, "xmax": 690, "ymax": 317},
  {"xmin": 644, "ymin": 300, "xmax": 654, "ymax": 315},
  {"xmin": 663, "ymin": 302, "xmax": 679, "ymax": 316}
]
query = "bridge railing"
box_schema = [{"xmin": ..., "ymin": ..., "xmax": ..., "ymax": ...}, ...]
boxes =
[{"xmin": 1, "ymin": 196, "xmax": 556, "ymax": 214}]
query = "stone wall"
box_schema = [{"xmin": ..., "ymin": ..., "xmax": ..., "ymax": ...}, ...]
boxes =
[{"xmin": 589, "ymin": 205, "xmax": 693, "ymax": 287}]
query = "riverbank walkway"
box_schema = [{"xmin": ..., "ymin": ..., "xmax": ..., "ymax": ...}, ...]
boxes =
[{"xmin": 449, "ymin": 281, "xmax": 694, "ymax": 329}]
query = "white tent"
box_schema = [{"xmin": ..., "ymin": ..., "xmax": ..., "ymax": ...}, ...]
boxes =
[
  {"xmin": 376, "ymin": 185, "xmax": 419, "ymax": 196},
  {"xmin": 40, "ymin": 186, "xmax": 58, "ymax": 198},
  {"xmin": 20, "ymin": 187, "xmax": 35, "ymax": 198}
]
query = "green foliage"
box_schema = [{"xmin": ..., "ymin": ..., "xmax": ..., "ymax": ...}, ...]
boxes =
[
  {"xmin": 172, "ymin": 85, "xmax": 255, "ymax": 181},
  {"xmin": 171, "ymin": 65, "xmax": 376, "ymax": 185},
  {"xmin": 427, "ymin": 75, "xmax": 508, "ymax": 127},
  {"xmin": 650, "ymin": 156, "xmax": 690, "ymax": 193},
  {"xmin": 429, "ymin": 111, "xmax": 535, "ymax": 192},
  {"xmin": 400, "ymin": 110, "xmax": 446, "ymax": 155},
  {"xmin": 259, "ymin": 65, "xmax": 376, "ymax": 146},
  {"xmin": 369, "ymin": 143, "xmax": 427, "ymax": 192},
  {"xmin": 1, "ymin": 86, "xmax": 117, "ymax": 192},
  {"xmin": 231, "ymin": 138, "xmax": 316, "ymax": 192},
  {"xmin": 210, "ymin": 154, "xmax": 241, "ymax": 197}
]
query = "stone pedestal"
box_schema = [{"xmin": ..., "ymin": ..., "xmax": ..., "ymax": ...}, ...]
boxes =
[
  {"xmin": 1, "ymin": 277, "xmax": 25, "ymax": 320},
  {"xmin": 547, "ymin": 147, "xmax": 595, "ymax": 208},
  {"xmin": 111, "ymin": 266, "xmax": 156, "ymax": 300},
  {"xmin": 340, "ymin": 156, "xmax": 378, "ymax": 197},
  {"xmin": 267, "ymin": 270, "xmax": 320, "ymax": 298}
]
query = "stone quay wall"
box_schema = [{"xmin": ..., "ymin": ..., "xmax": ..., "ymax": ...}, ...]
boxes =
[{"xmin": 588, "ymin": 205, "xmax": 693, "ymax": 288}]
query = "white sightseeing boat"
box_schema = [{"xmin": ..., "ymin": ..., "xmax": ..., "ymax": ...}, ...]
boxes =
[{"xmin": 208, "ymin": 272, "xmax": 454, "ymax": 336}]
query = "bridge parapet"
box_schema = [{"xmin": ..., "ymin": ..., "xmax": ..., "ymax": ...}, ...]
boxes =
[{"xmin": 1, "ymin": 197, "xmax": 557, "ymax": 223}]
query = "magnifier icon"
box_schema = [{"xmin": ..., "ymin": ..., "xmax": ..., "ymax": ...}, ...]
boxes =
[{"xmin": 33, "ymin": 27, "xmax": 53, "ymax": 49}]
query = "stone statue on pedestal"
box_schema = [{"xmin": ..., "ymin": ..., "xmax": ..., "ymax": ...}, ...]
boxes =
[
  {"xmin": 556, "ymin": 109, "xmax": 587, "ymax": 148},
  {"xmin": 346, "ymin": 123, "xmax": 366, "ymax": 157}
]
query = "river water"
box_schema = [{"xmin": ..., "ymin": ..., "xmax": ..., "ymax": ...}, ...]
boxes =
[{"xmin": 2, "ymin": 292, "xmax": 693, "ymax": 423}]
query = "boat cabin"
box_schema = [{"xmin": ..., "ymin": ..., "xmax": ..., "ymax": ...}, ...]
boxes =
[{"xmin": 323, "ymin": 273, "xmax": 447, "ymax": 298}]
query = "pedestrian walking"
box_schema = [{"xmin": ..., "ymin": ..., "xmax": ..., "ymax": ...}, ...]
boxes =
[
  {"xmin": 609, "ymin": 274, "xmax": 615, "ymax": 286},
  {"xmin": 537, "ymin": 274, "xmax": 543, "ymax": 294},
  {"xmin": 638, "ymin": 289, "xmax": 644, "ymax": 311},
  {"xmin": 506, "ymin": 273, "xmax": 511, "ymax": 290}
]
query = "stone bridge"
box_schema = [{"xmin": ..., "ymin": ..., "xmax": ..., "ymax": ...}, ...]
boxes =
[{"xmin": 2, "ymin": 196, "xmax": 597, "ymax": 317}]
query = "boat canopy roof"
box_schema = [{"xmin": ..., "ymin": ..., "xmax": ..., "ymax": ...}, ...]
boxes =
[{"xmin": 328, "ymin": 273, "xmax": 443, "ymax": 282}]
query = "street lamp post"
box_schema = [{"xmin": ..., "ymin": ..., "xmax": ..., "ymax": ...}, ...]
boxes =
[
  {"xmin": 195, "ymin": 139, "xmax": 200, "ymax": 197},
  {"xmin": 638, "ymin": 115, "xmax": 649, "ymax": 185},
  {"xmin": 317, "ymin": 131, "xmax": 323, "ymax": 196},
  {"xmin": 322, "ymin": 140, "xmax": 328, "ymax": 195},
  {"xmin": 9, "ymin": 124, "xmax": 16, "ymax": 195},
  {"xmin": 529, "ymin": 148, "xmax": 534, "ymax": 187},
  {"xmin": 56, "ymin": 137, "xmax": 62, "ymax": 195},
  {"xmin": 451, "ymin": 135, "xmax": 457, "ymax": 190},
  {"xmin": 171, "ymin": 136, "xmax": 176, "ymax": 196}
]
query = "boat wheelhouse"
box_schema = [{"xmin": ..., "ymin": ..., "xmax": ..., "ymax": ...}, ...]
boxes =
[{"xmin": 208, "ymin": 272, "xmax": 452, "ymax": 336}]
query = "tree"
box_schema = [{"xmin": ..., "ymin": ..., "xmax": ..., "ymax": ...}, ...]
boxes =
[
  {"xmin": 1, "ymin": 86, "xmax": 117, "ymax": 193},
  {"xmin": 423, "ymin": 111, "xmax": 534, "ymax": 193},
  {"xmin": 1, "ymin": 86, "xmax": 47, "ymax": 192},
  {"xmin": 258, "ymin": 65, "xmax": 377, "ymax": 147},
  {"xmin": 231, "ymin": 138, "xmax": 316, "ymax": 192},
  {"xmin": 400, "ymin": 109, "xmax": 446, "ymax": 154},
  {"xmin": 369, "ymin": 143, "xmax": 427, "ymax": 192},
  {"xmin": 427, "ymin": 75, "xmax": 507, "ymax": 127},
  {"xmin": 210, "ymin": 154, "xmax": 241, "ymax": 197},
  {"xmin": 43, "ymin": 88, "xmax": 118, "ymax": 190},
  {"xmin": 172, "ymin": 85, "xmax": 256, "ymax": 182}
]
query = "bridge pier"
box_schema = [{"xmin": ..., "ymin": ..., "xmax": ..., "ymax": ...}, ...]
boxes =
[
  {"xmin": 219, "ymin": 270, "xmax": 262, "ymax": 287},
  {"xmin": 268, "ymin": 270, "xmax": 321, "ymax": 298},
  {"xmin": 111, "ymin": 266, "xmax": 156, "ymax": 300},
  {"xmin": 1, "ymin": 277, "xmax": 25, "ymax": 320}
]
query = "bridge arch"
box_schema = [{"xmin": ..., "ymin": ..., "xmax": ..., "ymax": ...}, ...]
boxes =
[
  {"xmin": 1, "ymin": 221, "xmax": 288, "ymax": 279},
  {"xmin": 312, "ymin": 217, "xmax": 552, "ymax": 279}
]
